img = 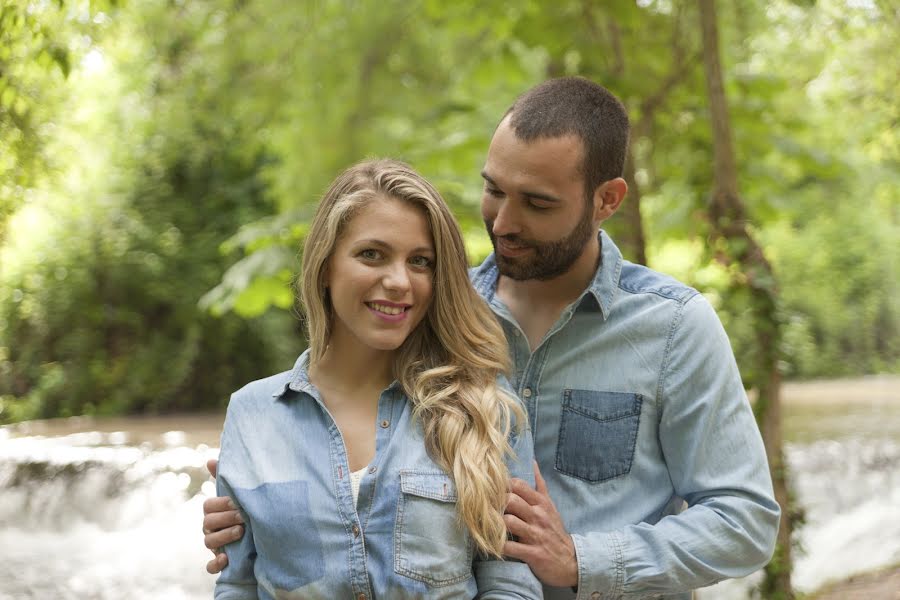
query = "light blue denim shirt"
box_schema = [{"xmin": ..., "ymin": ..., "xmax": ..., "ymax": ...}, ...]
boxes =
[
  {"xmin": 215, "ymin": 351, "xmax": 541, "ymax": 600},
  {"xmin": 470, "ymin": 231, "xmax": 781, "ymax": 600}
]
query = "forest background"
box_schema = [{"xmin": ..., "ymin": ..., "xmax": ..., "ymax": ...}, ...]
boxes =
[
  {"xmin": 1, "ymin": 0, "xmax": 897, "ymax": 597},
  {"xmin": 3, "ymin": 0, "xmax": 896, "ymax": 422}
]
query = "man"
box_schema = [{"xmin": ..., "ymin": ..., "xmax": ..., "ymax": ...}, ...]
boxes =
[{"xmin": 203, "ymin": 77, "xmax": 780, "ymax": 599}]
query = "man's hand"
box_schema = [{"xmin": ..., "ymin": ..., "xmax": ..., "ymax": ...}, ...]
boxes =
[
  {"xmin": 503, "ymin": 461, "xmax": 578, "ymax": 588},
  {"xmin": 203, "ymin": 458, "xmax": 244, "ymax": 574}
]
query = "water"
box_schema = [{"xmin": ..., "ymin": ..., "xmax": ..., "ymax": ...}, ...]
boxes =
[
  {"xmin": 0, "ymin": 415, "xmax": 222, "ymax": 600},
  {"xmin": 698, "ymin": 376, "xmax": 900, "ymax": 599},
  {"xmin": 1, "ymin": 377, "xmax": 898, "ymax": 599}
]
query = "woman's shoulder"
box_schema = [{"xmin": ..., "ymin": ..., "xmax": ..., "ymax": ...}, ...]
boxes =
[
  {"xmin": 227, "ymin": 352, "xmax": 308, "ymax": 412},
  {"xmin": 231, "ymin": 371, "xmax": 292, "ymax": 402}
]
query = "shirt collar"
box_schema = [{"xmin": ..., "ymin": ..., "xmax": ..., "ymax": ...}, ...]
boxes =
[
  {"xmin": 470, "ymin": 230, "xmax": 623, "ymax": 321},
  {"xmin": 272, "ymin": 349, "xmax": 404, "ymax": 400},
  {"xmin": 271, "ymin": 350, "xmax": 315, "ymax": 399}
]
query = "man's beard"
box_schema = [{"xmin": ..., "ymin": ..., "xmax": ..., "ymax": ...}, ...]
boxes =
[{"xmin": 485, "ymin": 204, "xmax": 596, "ymax": 281}]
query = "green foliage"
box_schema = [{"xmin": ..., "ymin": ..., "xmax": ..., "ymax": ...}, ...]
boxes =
[
  {"xmin": 0, "ymin": 0, "xmax": 303, "ymax": 423},
  {"xmin": 1, "ymin": 0, "xmax": 898, "ymax": 425}
]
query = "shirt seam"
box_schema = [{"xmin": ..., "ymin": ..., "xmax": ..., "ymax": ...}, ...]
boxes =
[{"xmin": 654, "ymin": 293, "xmax": 696, "ymax": 414}]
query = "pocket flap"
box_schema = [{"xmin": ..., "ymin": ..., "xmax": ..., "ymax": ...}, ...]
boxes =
[
  {"xmin": 399, "ymin": 470, "xmax": 457, "ymax": 502},
  {"xmin": 563, "ymin": 389, "xmax": 642, "ymax": 421}
]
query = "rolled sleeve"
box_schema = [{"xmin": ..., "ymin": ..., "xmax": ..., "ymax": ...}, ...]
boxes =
[{"xmin": 572, "ymin": 530, "xmax": 623, "ymax": 599}]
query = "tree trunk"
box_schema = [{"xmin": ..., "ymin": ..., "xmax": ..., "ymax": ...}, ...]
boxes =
[
  {"xmin": 697, "ymin": 1, "xmax": 795, "ymax": 598},
  {"xmin": 621, "ymin": 144, "xmax": 648, "ymax": 265}
]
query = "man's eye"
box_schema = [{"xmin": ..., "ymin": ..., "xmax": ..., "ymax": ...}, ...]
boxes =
[
  {"xmin": 528, "ymin": 202, "xmax": 551, "ymax": 211},
  {"xmin": 485, "ymin": 187, "xmax": 504, "ymax": 198}
]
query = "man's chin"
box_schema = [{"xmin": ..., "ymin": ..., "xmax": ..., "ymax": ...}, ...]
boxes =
[{"xmin": 497, "ymin": 258, "xmax": 536, "ymax": 281}]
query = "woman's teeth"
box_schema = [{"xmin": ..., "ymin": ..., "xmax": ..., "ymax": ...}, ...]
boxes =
[{"xmin": 369, "ymin": 303, "xmax": 405, "ymax": 315}]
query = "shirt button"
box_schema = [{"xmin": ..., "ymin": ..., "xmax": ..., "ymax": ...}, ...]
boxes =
[
  {"xmin": 590, "ymin": 593, "xmax": 601, "ymax": 600},
  {"xmin": 380, "ymin": 419, "xmax": 390, "ymax": 428},
  {"xmin": 357, "ymin": 594, "xmax": 366, "ymax": 600},
  {"xmin": 368, "ymin": 466, "xmax": 377, "ymax": 474},
  {"xmin": 522, "ymin": 388, "xmax": 533, "ymax": 398},
  {"xmin": 351, "ymin": 524, "xmax": 360, "ymax": 537}
]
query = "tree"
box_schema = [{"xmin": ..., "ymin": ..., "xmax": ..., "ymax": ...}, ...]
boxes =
[{"xmin": 697, "ymin": 0, "xmax": 794, "ymax": 597}]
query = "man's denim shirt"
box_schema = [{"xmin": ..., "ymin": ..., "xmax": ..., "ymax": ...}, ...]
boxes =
[
  {"xmin": 470, "ymin": 231, "xmax": 781, "ymax": 600},
  {"xmin": 215, "ymin": 351, "xmax": 541, "ymax": 600}
]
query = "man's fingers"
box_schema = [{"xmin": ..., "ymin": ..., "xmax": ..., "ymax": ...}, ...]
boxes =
[
  {"xmin": 207, "ymin": 458, "xmax": 219, "ymax": 479},
  {"xmin": 203, "ymin": 495, "xmax": 236, "ymax": 516},
  {"xmin": 204, "ymin": 525, "xmax": 244, "ymax": 551},
  {"xmin": 509, "ymin": 477, "xmax": 543, "ymax": 505},
  {"xmin": 533, "ymin": 460, "xmax": 549, "ymax": 496},
  {"xmin": 503, "ymin": 512, "xmax": 532, "ymax": 539},
  {"xmin": 204, "ymin": 509, "xmax": 243, "ymax": 533},
  {"xmin": 205, "ymin": 553, "xmax": 228, "ymax": 574},
  {"xmin": 504, "ymin": 492, "xmax": 534, "ymax": 519},
  {"xmin": 502, "ymin": 539, "xmax": 533, "ymax": 562}
]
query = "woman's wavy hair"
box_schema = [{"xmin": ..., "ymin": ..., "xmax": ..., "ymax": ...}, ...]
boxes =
[{"xmin": 299, "ymin": 158, "xmax": 524, "ymax": 557}]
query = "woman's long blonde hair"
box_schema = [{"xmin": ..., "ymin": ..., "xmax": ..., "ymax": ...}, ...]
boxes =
[{"xmin": 300, "ymin": 158, "xmax": 524, "ymax": 557}]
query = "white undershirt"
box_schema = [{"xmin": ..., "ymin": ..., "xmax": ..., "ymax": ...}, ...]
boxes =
[{"xmin": 350, "ymin": 467, "xmax": 366, "ymax": 506}]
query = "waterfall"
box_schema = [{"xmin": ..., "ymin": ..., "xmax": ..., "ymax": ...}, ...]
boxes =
[{"xmin": 0, "ymin": 417, "xmax": 219, "ymax": 600}]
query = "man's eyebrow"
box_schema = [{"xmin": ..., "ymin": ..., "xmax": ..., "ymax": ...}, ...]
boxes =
[
  {"xmin": 481, "ymin": 170, "xmax": 561, "ymax": 203},
  {"xmin": 522, "ymin": 190, "xmax": 561, "ymax": 204}
]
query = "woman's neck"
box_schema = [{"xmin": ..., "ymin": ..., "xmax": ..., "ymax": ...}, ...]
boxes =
[{"xmin": 309, "ymin": 336, "xmax": 395, "ymax": 396}]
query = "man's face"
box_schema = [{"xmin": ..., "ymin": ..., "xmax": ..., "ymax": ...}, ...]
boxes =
[{"xmin": 481, "ymin": 118, "xmax": 596, "ymax": 281}]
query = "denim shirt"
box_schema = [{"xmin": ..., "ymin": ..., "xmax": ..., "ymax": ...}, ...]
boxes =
[
  {"xmin": 215, "ymin": 351, "xmax": 541, "ymax": 600},
  {"xmin": 470, "ymin": 231, "xmax": 781, "ymax": 600}
]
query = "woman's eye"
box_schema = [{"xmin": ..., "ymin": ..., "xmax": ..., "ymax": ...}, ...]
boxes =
[
  {"xmin": 359, "ymin": 249, "xmax": 381, "ymax": 260},
  {"xmin": 409, "ymin": 256, "xmax": 434, "ymax": 268}
]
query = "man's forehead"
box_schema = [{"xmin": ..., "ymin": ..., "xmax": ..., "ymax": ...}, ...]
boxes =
[{"xmin": 484, "ymin": 126, "xmax": 584, "ymax": 187}]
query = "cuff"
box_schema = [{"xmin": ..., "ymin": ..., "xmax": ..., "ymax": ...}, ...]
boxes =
[{"xmin": 572, "ymin": 530, "xmax": 624, "ymax": 600}]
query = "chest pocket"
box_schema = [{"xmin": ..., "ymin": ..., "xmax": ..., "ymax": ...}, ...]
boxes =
[
  {"xmin": 556, "ymin": 389, "xmax": 643, "ymax": 483},
  {"xmin": 394, "ymin": 471, "xmax": 474, "ymax": 587}
]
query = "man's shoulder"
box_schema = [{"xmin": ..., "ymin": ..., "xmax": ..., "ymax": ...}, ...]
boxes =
[{"xmin": 616, "ymin": 260, "xmax": 700, "ymax": 304}]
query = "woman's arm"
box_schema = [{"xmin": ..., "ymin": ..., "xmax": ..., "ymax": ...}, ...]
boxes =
[
  {"xmin": 213, "ymin": 402, "xmax": 259, "ymax": 600},
  {"xmin": 473, "ymin": 415, "xmax": 543, "ymax": 599}
]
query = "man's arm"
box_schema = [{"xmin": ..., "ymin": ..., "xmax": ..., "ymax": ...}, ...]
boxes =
[
  {"xmin": 506, "ymin": 294, "xmax": 781, "ymax": 598},
  {"xmin": 204, "ymin": 458, "xmax": 245, "ymax": 574}
]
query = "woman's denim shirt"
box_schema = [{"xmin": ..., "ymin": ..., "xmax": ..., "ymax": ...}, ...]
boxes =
[{"xmin": 215, "ymin": 351, "xmax": 541, "ymax": 600}]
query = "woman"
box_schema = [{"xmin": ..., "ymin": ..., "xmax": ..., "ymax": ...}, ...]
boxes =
[{"xmin": 214, "ymin": 159, "xmax": 541, "ymax": 599}]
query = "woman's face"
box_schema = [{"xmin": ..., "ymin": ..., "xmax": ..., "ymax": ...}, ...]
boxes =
[{"xmin": 325, "ymin": 195, "xmax": 435, "ymax": 354}]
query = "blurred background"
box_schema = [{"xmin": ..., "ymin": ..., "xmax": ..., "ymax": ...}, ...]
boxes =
[{"xmin": 0, "ymin": 0, "xmax": 897, "ymax": 598}]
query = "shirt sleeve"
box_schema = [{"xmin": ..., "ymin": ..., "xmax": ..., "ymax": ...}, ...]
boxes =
[
  {"xmin": 474, "ymin": 386, "xmax": 543, "ymax": 599},
  {"xmin": 214, "ymin": 400, "xmax": 260, "ymax": 600},
  {"xmin": 571, "ymin": 293, "xmax": 781, "ymax": 599}
]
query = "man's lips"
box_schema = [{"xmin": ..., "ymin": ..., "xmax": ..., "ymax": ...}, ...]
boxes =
[{"xmin": 496, "ymin": 238, "xmax": 532, "ymax": 258}]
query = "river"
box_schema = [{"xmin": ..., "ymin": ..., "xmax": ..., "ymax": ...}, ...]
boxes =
[{"xmin": 1, "ymin": 376, "xmax": 897, "ymax": 599}]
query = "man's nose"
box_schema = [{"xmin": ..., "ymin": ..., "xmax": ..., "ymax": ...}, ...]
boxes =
[{"xmin": 490, "ymin": 200, "xmax": 521, "ymax": 237}]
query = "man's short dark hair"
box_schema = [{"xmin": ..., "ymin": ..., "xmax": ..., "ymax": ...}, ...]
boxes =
[{"xmin": 504, "ymin": 77, "xmax": 630, "ymax": 202}]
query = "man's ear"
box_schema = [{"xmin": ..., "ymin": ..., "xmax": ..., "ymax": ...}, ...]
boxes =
[{"xmin": 592, "ymin": 177, "xmax": 628, "ymax": 223}]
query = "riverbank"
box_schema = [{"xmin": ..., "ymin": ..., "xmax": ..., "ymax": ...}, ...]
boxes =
[{"xmin": 808, "ymin": 564, "xmax": 900, "ymax": 599}]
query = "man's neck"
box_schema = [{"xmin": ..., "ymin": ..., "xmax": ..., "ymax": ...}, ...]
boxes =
[
  {"xmin": 496, "ymin": 236, "xmax": 601, "ymax": 351},
  {"xmin": 497, "ymin": 235, "xmax": 600, "ymax": 309}
]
